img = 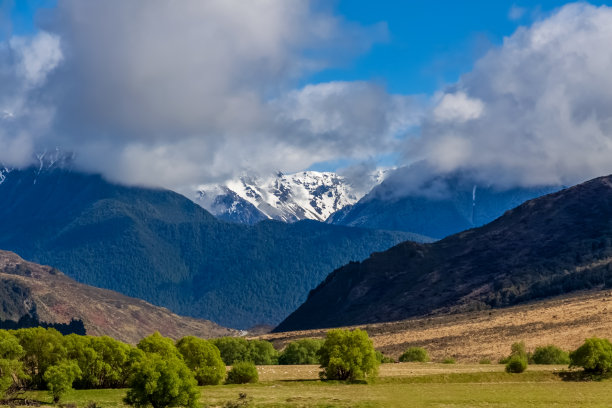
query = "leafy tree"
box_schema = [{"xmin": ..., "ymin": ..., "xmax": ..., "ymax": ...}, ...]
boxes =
[
  {"xmin": 570, "ymin": 337, "xmax": 612, "ymax": 376},
  {"xmin": 176, "ymin": 336, "xmax": 225, "ymax": 385},
  {"xmin": 0, "ymin": 332, "xmax": 26, "ymax": 400},
  {"xmin": 503, "ymin": 341, "xmax": 528, "ymax": 373},
  {"xmin": 90, "ymin": 336, "xmax": 133, "ymax": 388},
  {"xmin": 278, "ymin": 339, "xmax": 323, "ymax": 365},
  {"xmin": 137, "ymin": 332, "xmax": 181, "ymax": 359},
  {"xmin": 398, "ymin": 347, "xmax": 429, "ymax": 363},
  {"xmin": 317, "ymin": 329, "xmax": 379, "ymax": 381},
  {"xmin": 225, "ymin": 362, "xmax": 258, "ymax": 384},
  {"xmin": 124, "ymin": 353, "xmax": 198, "ymax": 408},
  {"xmin": 13, "ymin": 327, "xmax": 67, "ymax": 388},
  {"xmin": 43, "ymin": 360, "xmax": 82, "ymax": 403},
  {"xmin": 247, "ymin": 340, "xmax": 278, "ymax": 365},
  {"xmin": 532, "ymin": 345, "xmax": 570, "ymax": 365},
  {"xmin": 211, "ymin": 338, "xmax": 250, "ymax": 365},
  {"xmin": 505, "ymin": 355, "xmax": 527, "ymax": 373}
]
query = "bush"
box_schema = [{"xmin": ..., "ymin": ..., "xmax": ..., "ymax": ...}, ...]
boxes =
[
  {"xmin": 317, "ymin": 329, "xmax": 379, "ymax": 381},
  {"xmin": 176, "ymin": 336, "xmax": 226, "ymax": 385},
  {"xmin": 532, "ymin": 345, "xmax": 570, "ymax": 365},
  {"xmin": 398, "ymin": 347, "xmax": 429, "ymax": 363},
  {"xmin": 479, "ymin": 358, "xmax": 491, "ymax": 364},
  {"xmin": 442, "ymin": 357, "xmax": 456, "ymax": 364},
  {"xmin": 505, "ymin": 355, "xmax": 527, "ymax": 373},
  {"xmin": 375, "ymin": 350, "xmax": 395, "ymax": 364},
  {"xmin": 278, "ymin": 339, "xmax": 323, "ymax": 365},
  {"xmin": 569, "ymin": 337, "xmax": 612, "ymax": 376},
  {"xmin": 225, "ymin": 362, "xmax": 258, "ymax": 384},
  {"xmin": 124, "ymin": 353, "xmax": 198, "ymax": 408},
  {"xmin": 43, "ymin": 360, "xmax": 82, "ymax": 403}
]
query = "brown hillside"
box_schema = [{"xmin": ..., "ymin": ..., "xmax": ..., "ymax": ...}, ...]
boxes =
[
  {"xmin": 259, "ymin": 289, "xmax": 612, "ymax": 362},
  {"xmin": 0, "ymin": 250, "xmax": 236, "ymax": 343}
]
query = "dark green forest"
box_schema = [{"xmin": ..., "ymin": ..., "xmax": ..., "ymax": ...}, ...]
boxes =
[{"xmin": 0, "ymin": 169, "xmax": 415, "ymax": 329}]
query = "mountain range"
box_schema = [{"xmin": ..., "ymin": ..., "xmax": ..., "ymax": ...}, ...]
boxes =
[
  {"xmin": 0, "ymin": 164, "xmax": 419, "ymax": 329},
  {"xmin": 0, "ymin": 249, "xmax": 234, "ymax": 343},
  {"xmin": 195, "ymin": 170, "xmax": 384, "ymax": 224},
  {"xmin": 276, "ymin": 174, "xmax": 612, "ymax": 332}
]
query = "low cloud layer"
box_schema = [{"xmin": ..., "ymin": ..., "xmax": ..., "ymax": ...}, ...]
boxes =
[
  {"xmin": 407, "ymin": 3, "xmax": 612, "ymax": 190},
  {"xmin": 3, "ymin": 2, "xmax": 612, "ymax": 194},
  {"xmin": 0, "ymin": 0, "xmax": 415, "ymax": 188}
]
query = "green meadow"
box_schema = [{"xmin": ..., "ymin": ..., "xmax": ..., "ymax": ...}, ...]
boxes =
[{"xmin": 9, "ymin": 364, "xmax": 612, "ymax": 408}]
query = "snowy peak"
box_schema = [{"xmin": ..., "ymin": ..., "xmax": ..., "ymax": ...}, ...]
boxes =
[{"xmin": 196, "ymin": 170, "xmax": 385, "ymax": 224}]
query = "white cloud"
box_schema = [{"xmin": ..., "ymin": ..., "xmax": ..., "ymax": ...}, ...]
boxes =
[
  {"xmin": 406, "ymin": 3, "xmax": 612, "ymax": 189},
  {"xmin": 433, "ymin": 91, "xmax": 484, "ymax": 123},
  {"xmin": 0, "ymin": 0, "xmax": 412, "ymax": 188},
  {"xmin": 9, "ymin": 31, "xmax": 63, "ymax": 86}
]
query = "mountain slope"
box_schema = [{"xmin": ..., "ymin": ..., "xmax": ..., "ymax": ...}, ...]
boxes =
[
  {"xmin": 328, "ymin": 166, "xmax": 558, "ymax": 238},
  {"xmin": 0, "ymin": 167, "xmax": 416, "ymax": 329},
  {"xmin": 196, "ymin": 171, "xmax": 384, "ymax": 224},
  {"xmin": 0, "ymin": 249, "xmax": 234, "ymax": 343},
  {"xmin": 276, "ymin": 174, "xmax": 612, "ymax": 332}
]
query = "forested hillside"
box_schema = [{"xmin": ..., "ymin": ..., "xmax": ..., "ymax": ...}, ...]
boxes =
[{"xmin": 0, "ymin": 168, "xmax": 416, "ymax": 328}]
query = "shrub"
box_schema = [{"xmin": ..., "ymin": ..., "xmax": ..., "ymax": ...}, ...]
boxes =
[
  {"xmin": 43, "ymin": 360, "xmax": 82, "ymax": 403},
  {"xmin": 317, "ymin": 329, "xmax": 379, "ymax": 381},
  {"xmin": 398, "ymin": 347, "xmax": 429, "ymax": 363},
  {"xmin": 176, "ymin": 336, "xmax": 226, "ymax": 385},
  {"xmin": 124, "ymin": 353, "xmax": 198, "ymax": 408},
  {"xmin": 226, "ymin": 362, "xmax": 258, "ymax": 384},
  {"xmin": 278, "ymin": 339, "xmax": 323, "ymax": 365},
  {"xmin": 532, "ymin": 345, "xmax": 570, "ymax": 365},
  {"xmin": 375, "ymin": 350, "xmax": 395, "ymax": 364},
  {"xmin": 569, "ymin": 337, "xmax": 612, "ymax": 376},
  {"xmin": 442, "ymin": 357, "xmax": 456, "ymax": 364},
  {"xmin": 479, "ymin": 358, "xmax": 491, "ymax": 364},
  {"xmin": 505, "ymin": 355, "xmax": 527, "ymax": 373}
]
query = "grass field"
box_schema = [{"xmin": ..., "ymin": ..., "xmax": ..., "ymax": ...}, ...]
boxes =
[{"xmin": 8, "ymin": 363, "xmax": 612, "ymax": 408}]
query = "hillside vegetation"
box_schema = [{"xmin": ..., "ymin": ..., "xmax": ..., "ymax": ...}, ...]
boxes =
[
  {"xmin": 277, "ymin": 174, "xmax": 612, "ymax": 331},
  {"xmin": 0, "ymin": 250, "xmax": 233, "ymax": 343},
  {"xmin": 0, "ymin": 168, "xmax": 413, "ymax": 328}
]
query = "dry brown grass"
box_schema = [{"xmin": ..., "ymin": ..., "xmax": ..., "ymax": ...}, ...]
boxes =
[{"xmin": 258, "ymin": 289, "xmax": 612, "ymax": 362}]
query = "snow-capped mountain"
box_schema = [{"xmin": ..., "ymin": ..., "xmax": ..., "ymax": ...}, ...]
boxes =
[{"xmin": 196, "ymin": 171, "xmax": 385, "ymax": 224}]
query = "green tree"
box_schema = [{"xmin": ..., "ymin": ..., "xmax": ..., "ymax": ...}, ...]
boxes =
[
  {"xmin": 225, "ymin": 361, "xmax": 258, "ymax": 384},
  {"xmin": 317, "ymin": 329, "xmax": 379, "ymax": 381},
  {"xmin": 278, "ymin": 339, "xmax": 323, "ymax": 365},
  {"xmin": 124, "ymin": 353, "xmax": 198, "ymax": 408},
  {"xmin": 398, "ymin": 347, "xmax": 429, "ymax": 363},
  {"xmin": 247, "ymin": 340, "xmax": 278, "ymax": 365},
  {"xmin": 569, "ymin": 337, "xmax": 612, "ymax": 376},
  {"xmin": 176, "ymin": 336, "xmax": 225, "ymax": 385},
  {"xmin": 210, "ymin": 338, "xmax": 250, "ymax": 365},
  {"xmin": 13, "ymin": 327, "xmax": 67, "ymax": 388},
  {"xmin": 137, "ymin": 332, "xmax": 181, "ymax": 359},
  {"xmin": 0, "ymin": 331, "xmax": 26, "ymax": 399},
  {"xmin": 532, "ymin": 345, "xmax": 570, "ymax": 365},
  {"xmin": 43, "ymin": 360, "xmax": 82, "ymax": 403}
]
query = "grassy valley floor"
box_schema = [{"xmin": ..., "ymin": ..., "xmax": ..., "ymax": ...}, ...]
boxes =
[{"xmin": 7, "ymin": 364, "xmax": 612, "ymax": 408}]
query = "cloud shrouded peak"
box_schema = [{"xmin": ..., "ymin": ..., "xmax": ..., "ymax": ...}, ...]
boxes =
[
  {"xmin": 406, "ymin": 3, "xmax": 612, "ymax": 190},
  {"xmin": 0, "ymin": 0, "xmax": 414, "ymax": 188}
]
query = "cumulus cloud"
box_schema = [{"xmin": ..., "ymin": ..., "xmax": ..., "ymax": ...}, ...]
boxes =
[
  {"xmin": 404, "ymin": 3, "xmax": 612, "ymax": 190},
  {"xmin": 0, "ymin": 0, "xmax": 419, "ymax": 189}
]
